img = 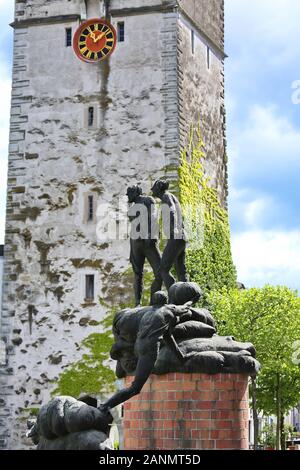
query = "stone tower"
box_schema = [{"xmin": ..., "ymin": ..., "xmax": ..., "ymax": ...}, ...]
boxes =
[{"xmin": 0, "ymin": 0, "xmax": 227, "ymax": 448}]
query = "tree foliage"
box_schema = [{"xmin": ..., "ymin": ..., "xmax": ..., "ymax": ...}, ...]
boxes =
[{"xmin": 208, "ymin": 285, "xmax": 300, "ymax": 448}]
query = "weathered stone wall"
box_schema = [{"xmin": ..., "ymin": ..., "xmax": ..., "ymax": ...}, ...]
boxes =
[
  {"xmin": 179, "ymin": 0, "xmax": 224, "ymax": 51},
  {"xmin": 177, "ymin": 11, "xmax": 227, "ymax": 204},
  {"xmin": 1, "ymin": 0, "xmax": 227, "ymax": 448},
  {"xmin": 0, "ymin": 247, "xmax": 4, "ymax": 369},
  {"xmin": 15, "ymin": 0, "xmax": 84, "ymax": 20},
  {"xmin": 0, "ymin": 247, "xmax": 3, "ymax": 312}
]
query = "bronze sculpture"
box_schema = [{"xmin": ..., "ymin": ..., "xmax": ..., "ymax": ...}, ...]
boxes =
[
  {"xmin": 127, "ymin": 185, "xmax": 162, "ymax": 306},
  {"xmin": 27, "ymin": 396, "xmax": 113, "ymax": 450},
  {"xmin": 151, "ymin": 180, "xmax": 188, "ymax": 291},
  {"xmin": 99, "ymin": 282, "xmax": 260, "ymax": 413},
  {"xmin": 127, "ymin": 180, "xmax": 189, "ymax": 305}
]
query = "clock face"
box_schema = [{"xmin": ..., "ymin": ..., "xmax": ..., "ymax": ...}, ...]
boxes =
[{"xmin": 73, "ymin": 18, "xmax": 117, "ymax": 63}]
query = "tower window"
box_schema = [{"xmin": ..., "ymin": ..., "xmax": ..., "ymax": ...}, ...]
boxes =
[
  {"xmin": 118, "ymin": 22, "xmax": 125, "ymax": 42},
  {"xmin": 191, "ymin": 30, "xmax": 195, "ymax": 55},
  {"xmin": 88, "ymin": 107, "xmax": 94, "ymax": 127},
  {"xmin": 207, "ymin": 46, "xmax": 210, "ymax": 69},
  {"xmin": 87, "ymin": 195, "xmax": 94, "ymax": 221},
  {"xmin": 85, "ymin": 275, "xmax": 95, "ymax": 302},
  {"xmin": 83, "ymin": 193, "xmax": 96, "ymax": 224},
  {"xmin": 66, "ymin": 28, "xmax": 72, "ymax": 47}
]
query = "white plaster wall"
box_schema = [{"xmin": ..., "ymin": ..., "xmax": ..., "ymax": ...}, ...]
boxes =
[
  {"xmin": 17, "ymin": 0, "xmax": 172, "ymax": 21},
  {"xmin": 18, "ymin": 0, "xmax": 84, "ymax": 20}
]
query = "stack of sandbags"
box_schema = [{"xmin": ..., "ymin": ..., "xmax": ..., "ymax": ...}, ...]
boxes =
[{"xmin": 27, "ymin": 396, "xmax": 113, "ymax": 450}]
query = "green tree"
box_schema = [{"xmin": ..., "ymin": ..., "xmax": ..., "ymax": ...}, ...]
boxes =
[
  {"xmin": 208, "ymin": 286, "xmax": 300, "ymax": 450},
  {"xmin": 259, "ymin": 423, "xmax": 276, "ymax": 449}
]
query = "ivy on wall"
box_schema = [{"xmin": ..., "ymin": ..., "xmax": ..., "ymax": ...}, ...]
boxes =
[
  {"xmin": 51, "ymin": 308, "xmax": 116, "ymax": 398},
  {"xmin": 178, "ymin": 125, "xmax": 237, "ymax": 299}
]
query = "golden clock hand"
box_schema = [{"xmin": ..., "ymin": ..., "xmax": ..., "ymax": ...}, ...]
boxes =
[
  {"xmin": 95, "ymin": 31, "xmax": 106, "ymax": 42},
  {"xmin": 90, "ymin": 31, "xmax": 96, "ymax": 41}
]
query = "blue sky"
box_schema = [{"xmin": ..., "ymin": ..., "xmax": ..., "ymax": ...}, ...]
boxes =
[
  {"xmin": 226, "ymin": 0, "xmax": 300, "ymax": 289},
  {"xmin": 0, "ymin": 0, "xmax": 300, "ymax": 290}
]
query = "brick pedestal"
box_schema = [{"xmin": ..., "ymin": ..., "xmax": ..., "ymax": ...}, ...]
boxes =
[{"xmin": 123, "ymin": 373, "xmax": 249, "ymax": 450}]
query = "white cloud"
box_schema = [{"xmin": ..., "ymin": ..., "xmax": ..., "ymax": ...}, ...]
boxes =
[
  {"xmin": 226, "ymin": 104, "xmax": 300, "ymax": 232},
  {"xmin": 230, "ymin": 188, "xmax": 275, "ymax": 229},
  {"xmin": 241, "ymin": 105, "xmax": 300, "ymax": 162},
  {"xmin": 228, "ymin": 104, "xmax": 300, "ymax": 181},
  {"xmin": 226, "ymin": 0, "xmax": 300, "ymax": 66},
  {"xmin": 243, "ymin": 197, "xmax": 271, "ymax": 228},
  {"xmin": 232, "ymin": 229, "xmax": 300, "ymax": 290}
]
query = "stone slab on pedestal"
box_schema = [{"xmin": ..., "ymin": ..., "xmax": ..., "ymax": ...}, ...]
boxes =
[{"xmin": 123, "ymin": 373, "xmax": 249, "ymax": 450}]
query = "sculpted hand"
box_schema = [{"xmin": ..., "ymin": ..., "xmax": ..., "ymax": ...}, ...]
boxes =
[
  {"xmin": 99, "ymin": 403, "xmax": 110, "ymax": 413},
  {"xmin": 171, "ymin": 302, "xmax": 193, "ymax": 316}
]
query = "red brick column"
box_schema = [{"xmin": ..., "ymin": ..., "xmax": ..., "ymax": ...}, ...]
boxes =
[{"xmin": 123, "ymin": 373, "xmax": 249, "ymax": 450}]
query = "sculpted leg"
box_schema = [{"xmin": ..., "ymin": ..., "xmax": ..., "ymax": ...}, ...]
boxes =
[
  {"xmin": 133, "ymin": 272, "xmax": 143, "ymax": 307},
  {"xmin": 130, "ymin": 240, "xmax": 145, "ymax": 306},
  {"xmin": 145, "ymin": 241, "xmax": 163, "ymax": 301},
  {"xmin": 174, "ymin": 242, "xmax": 188, "ymax": 282},
  {"xmin": 160, "ymin": 240, "xmax": 176, "ymax": 290}
]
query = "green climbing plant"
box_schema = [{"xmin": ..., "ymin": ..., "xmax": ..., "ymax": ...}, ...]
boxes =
[
  {"xmin": 178, "ymin": 124, "xmax": 236, "ymax": 299},
  {"xmin": 51, "ymin": 308, "xmax": 116, "ymax": 398}
]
